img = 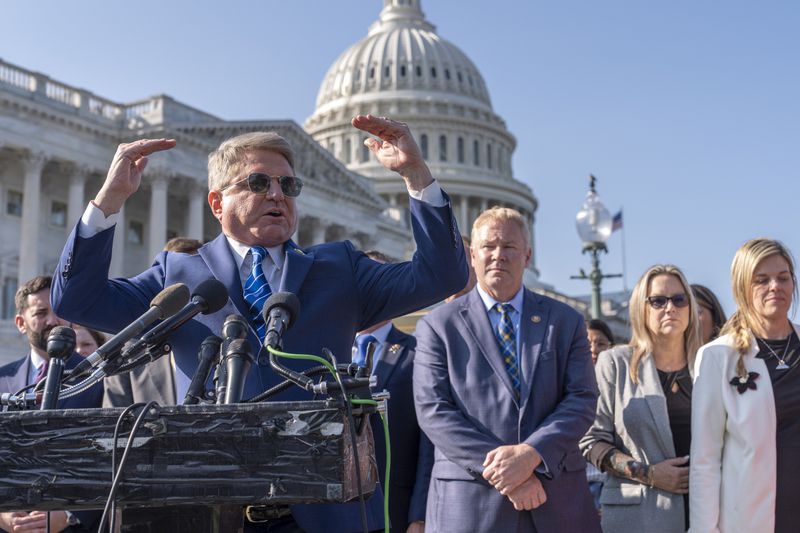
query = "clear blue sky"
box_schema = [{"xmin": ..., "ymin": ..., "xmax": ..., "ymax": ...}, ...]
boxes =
[{"xmin": 3, "ymin": 0, "xmax": 799, "ymax": 315}]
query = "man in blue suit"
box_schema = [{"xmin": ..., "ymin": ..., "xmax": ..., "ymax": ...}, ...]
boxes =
[
  {"xmin": 348, "ymin": 250, "xmax": 433, "ymax": 533},
  {"xmin": 413, "ymin": 207, "xmax": 600, "ymax": 533},
  {"xmin": 51, "ymin": 115, "xmax": 468, "ymax": 532},
  {"xmin": 0, "ymin": 275, "xmax": 102, "ymax": 532}
]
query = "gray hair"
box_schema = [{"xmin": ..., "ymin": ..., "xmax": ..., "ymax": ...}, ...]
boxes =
[{"xmin": 207, "ymin": 131, "xmax": 295, "ymax": 191}]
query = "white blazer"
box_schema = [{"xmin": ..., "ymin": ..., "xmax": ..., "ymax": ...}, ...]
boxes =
[{"xmin": 689, "ymin": 324, "xmax": 800, "ymax": 533}]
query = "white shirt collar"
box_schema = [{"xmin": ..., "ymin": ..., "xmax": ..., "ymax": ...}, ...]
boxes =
[
  {"xmin": 476, "ymin": 283, "xmax": 525, "ymax": 314},
  {"xmin": 225, "ymin": 236, "xmax": 286, "ymax": 278},
  {"xmin": 29, "ymin": 349, "xmax": 47, "ymax": 370}
]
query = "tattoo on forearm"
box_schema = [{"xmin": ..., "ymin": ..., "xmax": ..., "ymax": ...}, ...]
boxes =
[{"xmin": 601, "ymin": 450, "xmax": 651, "ymax": 485}]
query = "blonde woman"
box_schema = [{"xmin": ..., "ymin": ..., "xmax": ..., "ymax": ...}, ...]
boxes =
[
  {"xmin": 691, "ymin": 238, "xmax": 799, "ymax": 533},
  {"xmin": 581, "ymin": 265, "xmax": 702, "ymax": 532}
]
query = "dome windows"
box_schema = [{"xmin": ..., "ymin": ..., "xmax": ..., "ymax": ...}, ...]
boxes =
[
  {"xmin": 445, "ymin": 69, "xmax": 451, "ymax": 80},
  {"xmin": 420, "ymin": 134, "xmax": 428, "ymax": 160},
  {"xmin": 400, "ymin": 65, "xmax": 407, "ymax": 77},
  {"xmin": 473, "ymin": 140, "xmax": 480, "ymax": 166},
  {"xmin": 416, "ymin": 65, "xmax": 422, "ymax": 77},
  {"xmin": 431, "ymin": 67, "xmax": 437, "ymax": 78},
  {"xmin": 438, "ymin": 135, "xmax": 447, "ymax": 162},
  {"xmin": 457, "ymin": 137, "xmax": 465, "ymax": 163}
]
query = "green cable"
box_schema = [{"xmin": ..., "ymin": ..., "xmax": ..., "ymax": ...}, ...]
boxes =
[
  {"xmin": 267, "ymin": 346, "xmax": 391, "ymax": 533},
  {"xmin": 353, "ymin": 399, "xmax": 390, "ymax": 533}
]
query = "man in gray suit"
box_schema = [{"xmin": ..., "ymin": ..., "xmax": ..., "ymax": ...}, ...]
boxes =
[{"xmin": 413, "ymin": 207, "xmax": 600, "ymax": 533}]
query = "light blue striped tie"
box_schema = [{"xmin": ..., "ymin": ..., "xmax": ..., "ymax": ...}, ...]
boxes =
[
  {"xmin": 493, "ymin": 303, "xmax": 520, "ymax": 398},
  {"xmin": 243, "ymin": 246, "xmax": 272, "ymax": 343}
]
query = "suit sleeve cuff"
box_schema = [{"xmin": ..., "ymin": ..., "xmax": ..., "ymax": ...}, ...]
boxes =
[
  {"xmin": 78, "ymin": 202, "xmax": 119, "ymax": 238},
  {"xmin": 407, "ymin": 180, "xmax": 445, "ymax": 207}
]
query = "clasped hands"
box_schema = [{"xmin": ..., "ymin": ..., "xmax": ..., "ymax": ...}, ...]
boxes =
[{"xmin": 482, "ymin": 443, "xmax": 547, "ymax": 511}]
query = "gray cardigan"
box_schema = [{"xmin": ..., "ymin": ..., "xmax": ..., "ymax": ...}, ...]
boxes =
[{"xmin": 579, "ymin": 345, "xmax": 687, "ymax": 533}]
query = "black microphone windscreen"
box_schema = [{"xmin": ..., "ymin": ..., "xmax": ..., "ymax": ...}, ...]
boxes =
[
  {"xmin": 47, "ymin": 326, "xmax": 76, "ymax": 360},
  {"xmin": 262, "ymin": 292, "xmax": 300, "ymax": 326},
  {"xmin": 193, "ymin": 279, "xmax": 229, "ymax": 314},
  {"xmin": 151, "ymin": 283, "xmax": 190, "ymax": 319}
]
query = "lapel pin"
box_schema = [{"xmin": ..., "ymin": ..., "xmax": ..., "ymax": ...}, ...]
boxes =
[
  {"xmin": 388, "ymin": 344, "xmax": 401, "ymax": 354},
  {"xmin": 531, "ymin": 315, "xmax": 541, "ymax": 323}
]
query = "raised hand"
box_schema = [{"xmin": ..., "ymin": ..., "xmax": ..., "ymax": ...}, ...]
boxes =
[
  {"xmin": 94, "ymin": 138, "xmax": 176, "ymax": 216},
  {"xmin": 482, "ymin": 443, "xmax": 542, "ymax": 495},
  {"xmin": 351, "ymin": 114, "xmax": 433, "ymax": 192}
]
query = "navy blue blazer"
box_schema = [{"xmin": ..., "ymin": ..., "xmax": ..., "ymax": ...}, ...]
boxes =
[
  {"xmin": 51, "ymin": 195, "xmax": 467, "ymax": 533},
  {"xmin": 0, "ymin": 353, "xmax": 103, "ymax": 531},
  {"xmin": 372, "ymin": 326, "xmax": 433, "ymax": 530},
  {"xmin": 413, "ymin": 288, "xmax": 600, "ymax": 533}
]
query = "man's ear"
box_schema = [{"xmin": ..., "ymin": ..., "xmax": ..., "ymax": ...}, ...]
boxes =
[
  {"xmin": 208, "ymin": 190, "xmax": 223, "ymax": 221},
  {"xmin": 14, "ymin": 315, "xmax": 26, "ymax": 335}
]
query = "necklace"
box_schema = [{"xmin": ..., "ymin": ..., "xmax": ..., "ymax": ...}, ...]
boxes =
[{"xmin": 758, "ymin": 336, "xmax": 792, "ymax": 370}]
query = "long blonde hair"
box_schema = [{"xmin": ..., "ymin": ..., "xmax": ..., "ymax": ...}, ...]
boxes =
[
  {"xmin": 628, "ymin": 265, "xmax": 702, "ymax": 383},
  {"xmin": 720, "ymin": 238, "xmax": 798, "ymax": 379}
]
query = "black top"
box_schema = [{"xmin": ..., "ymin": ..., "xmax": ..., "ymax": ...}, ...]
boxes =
[
  {"xmin": 658, "ymin": 365, "xmax": 692, "ymax": 531},
  {"xmin": 756, "ymin": 331, "xmax": 800, "ymax": 533}
]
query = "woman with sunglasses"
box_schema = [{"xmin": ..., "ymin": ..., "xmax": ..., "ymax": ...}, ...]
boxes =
[
  {"xmin": 691, "ymin": 238, "xmax": 799, "ymax": 533},
  {"xmin": 580, "ymin": 265, "xmax": 702, "ymax": 532}
]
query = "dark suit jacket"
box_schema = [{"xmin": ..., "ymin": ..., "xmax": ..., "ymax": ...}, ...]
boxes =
[
  {"xmin": 51, "ymin": 195, "xmax": 467, "ymax": 533},
  {"xmin": 371, "ymin": 326, "xmax": 433, "ymax": 530},
  {"xmin": 0, "ymin": 353, "xmax": 104, "ymax": 531},
  {"xmin": 102, "ymin": 354, "xmax": 176, "ymax": 407},
  {"xmin": 413, "ymin": 288, "xmax": 600, "ymax": 533}
]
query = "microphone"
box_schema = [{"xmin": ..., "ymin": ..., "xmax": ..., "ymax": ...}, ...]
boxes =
[
  {"xmin": 223, "ymin": 339, "xmax": 254, "ymax": 404},
  {"xmin": 183, "ymin": 335, "xmax": 222, "ymax": 405},
  {"xmin": 69, "ymin": 284, "xmax": 190, "ymax": 380},
  {"xmin": 262, "ymin": 292, "xmax": 300, "ymax": 349},
  {"xmin": 120, "ymin": 279, "xmax": 229, "ymax": 360},
  {"xmin": 215, "ymin": 315, "xmax": 248, "ymax": 404},
  {"xmin": 41, "ymin": 326, "xmax": 76, "ymax": 410}
]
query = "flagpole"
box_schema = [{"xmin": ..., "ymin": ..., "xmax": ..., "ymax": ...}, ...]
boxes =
[{"xmin": 619, "ymin": 207, "xmax": 628, "ymax": 292}]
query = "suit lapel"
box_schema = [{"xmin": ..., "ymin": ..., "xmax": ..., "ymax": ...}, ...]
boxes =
[
  {"xmin": 198, "ymin": 234, "xmax": 249, "ymax": 319},
  {"xmin": 639, "ymin": 354, "xmax": 677, "ymax": 458},
  {"xmin": 3, "ymin": 357, "xmax": 30, "ymax": 394},
  {"xmin": 374, "ymin": 326, "xmax": 406, "ymax": 389},
  {"xmin": 518, "ymin": 290, "xmax": 550, "ymax": 409},
  {"xmin": 279, "ymin": 241, "xmax": 314, "ymax": 295},
  {"xmin": 460, "ymin": 291, "xmax": 518, "ymax": 402}
]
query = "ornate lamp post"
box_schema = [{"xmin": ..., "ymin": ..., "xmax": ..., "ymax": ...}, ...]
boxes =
[{"xmin": 571, "ymin": 175, "xmax": 622, "ymax": 319}]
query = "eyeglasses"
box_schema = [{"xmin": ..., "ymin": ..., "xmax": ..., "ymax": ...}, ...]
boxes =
[
  {"xmin": 647, "ymin": 294, "xmax": 690, "ymax": 309},
  {"xmin": 220, "ymin": 173, "xmax": 303, "ymax": 198}
]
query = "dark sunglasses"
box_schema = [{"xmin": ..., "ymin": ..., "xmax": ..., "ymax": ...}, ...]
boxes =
[
  {"xmin": 647, "ymin": 294, "xmax": 690, "ymax": 309},
  {"xmin": 220, "ymin": 172, "xmax": 303, "ymax": 198}
]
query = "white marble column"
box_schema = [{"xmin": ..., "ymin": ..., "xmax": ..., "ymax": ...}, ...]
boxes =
[
  {"xmin": 312, "ymin": 218, "xmax": 327, "ymax": 244},
  {"xmin": 66, "ymin": 166, "xmax": 88, "ymax": 229},
  {"xmin": 148, "ymin": 175, "xmax": 169, "ymax": 260},
  {"xmin": 110, "ymin": 204, "xmax": 126, "ymax": 277},
  {"xmin": 186, "ymin": 182, "xmax": 205, "ymax": 241},
  {"xmin": 18, "ymin": 152, "xmax": 47, "ymax": 284},
  {"xmin": 459, "ymin": 195, "xmax": 469, "ymax": 235}
]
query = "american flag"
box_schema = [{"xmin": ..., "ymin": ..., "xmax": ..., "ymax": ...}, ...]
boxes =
[{"xmin": 612, "ymin": 210, "xmax": 623, "ymax": 232}]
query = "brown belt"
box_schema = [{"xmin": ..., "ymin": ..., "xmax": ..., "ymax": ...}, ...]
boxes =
[{"xmin": 245, "ymin": 505, "xmax": 293, "ymax": 523}]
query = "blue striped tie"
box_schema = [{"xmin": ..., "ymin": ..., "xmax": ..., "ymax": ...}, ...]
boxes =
[
  {"xmin": 493, "ymin": 303, "xmax": 520, "ymax": 398},
  {"xmin": 243, "ymin": 246, "xmax": 272, "ymax": 343}
]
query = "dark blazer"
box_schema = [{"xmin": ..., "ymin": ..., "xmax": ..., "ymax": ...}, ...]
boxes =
[
  {"xmin": 413, "ymin": 288, "xmax": 601, "ymax": 533},
  {"xmin": 0, "ymin": 353, "xmax": 103, "ymax": 531},
  {"xmin": 372, "ymin": 326, "xmax": 433, "ymax": 530},
  {"xmin": 51, "ymin": 196, "xmax": 467, "ymax": 533},
  {"xmin": 102, "ymin": 354, "xmax": 176, "ymax": 407}
]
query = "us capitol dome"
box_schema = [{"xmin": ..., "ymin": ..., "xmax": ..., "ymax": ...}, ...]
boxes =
[{"xmin": 305, "ymin": 0, "xmax": 540, "ymax": 280}]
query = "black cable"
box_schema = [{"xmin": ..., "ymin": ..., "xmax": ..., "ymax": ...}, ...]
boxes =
[
  {"xmin": 99, "ymin": 401, "xmax": 158, "ymax": 532},
  {"xmin": 107, "ymin": 403, "xmax": 147, "ymax": 532},
  {"xmin": 245, "ymin": 364, "xmax": 354, "ymax": 403},
  {"xmin": 335, "ymin": 375, "xmax": 369, "ymax": 533}
]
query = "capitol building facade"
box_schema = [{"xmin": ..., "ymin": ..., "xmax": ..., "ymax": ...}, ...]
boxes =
[{"xmin": 0, "ymin": 0, "xmax": 564, "ymax": 361}]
